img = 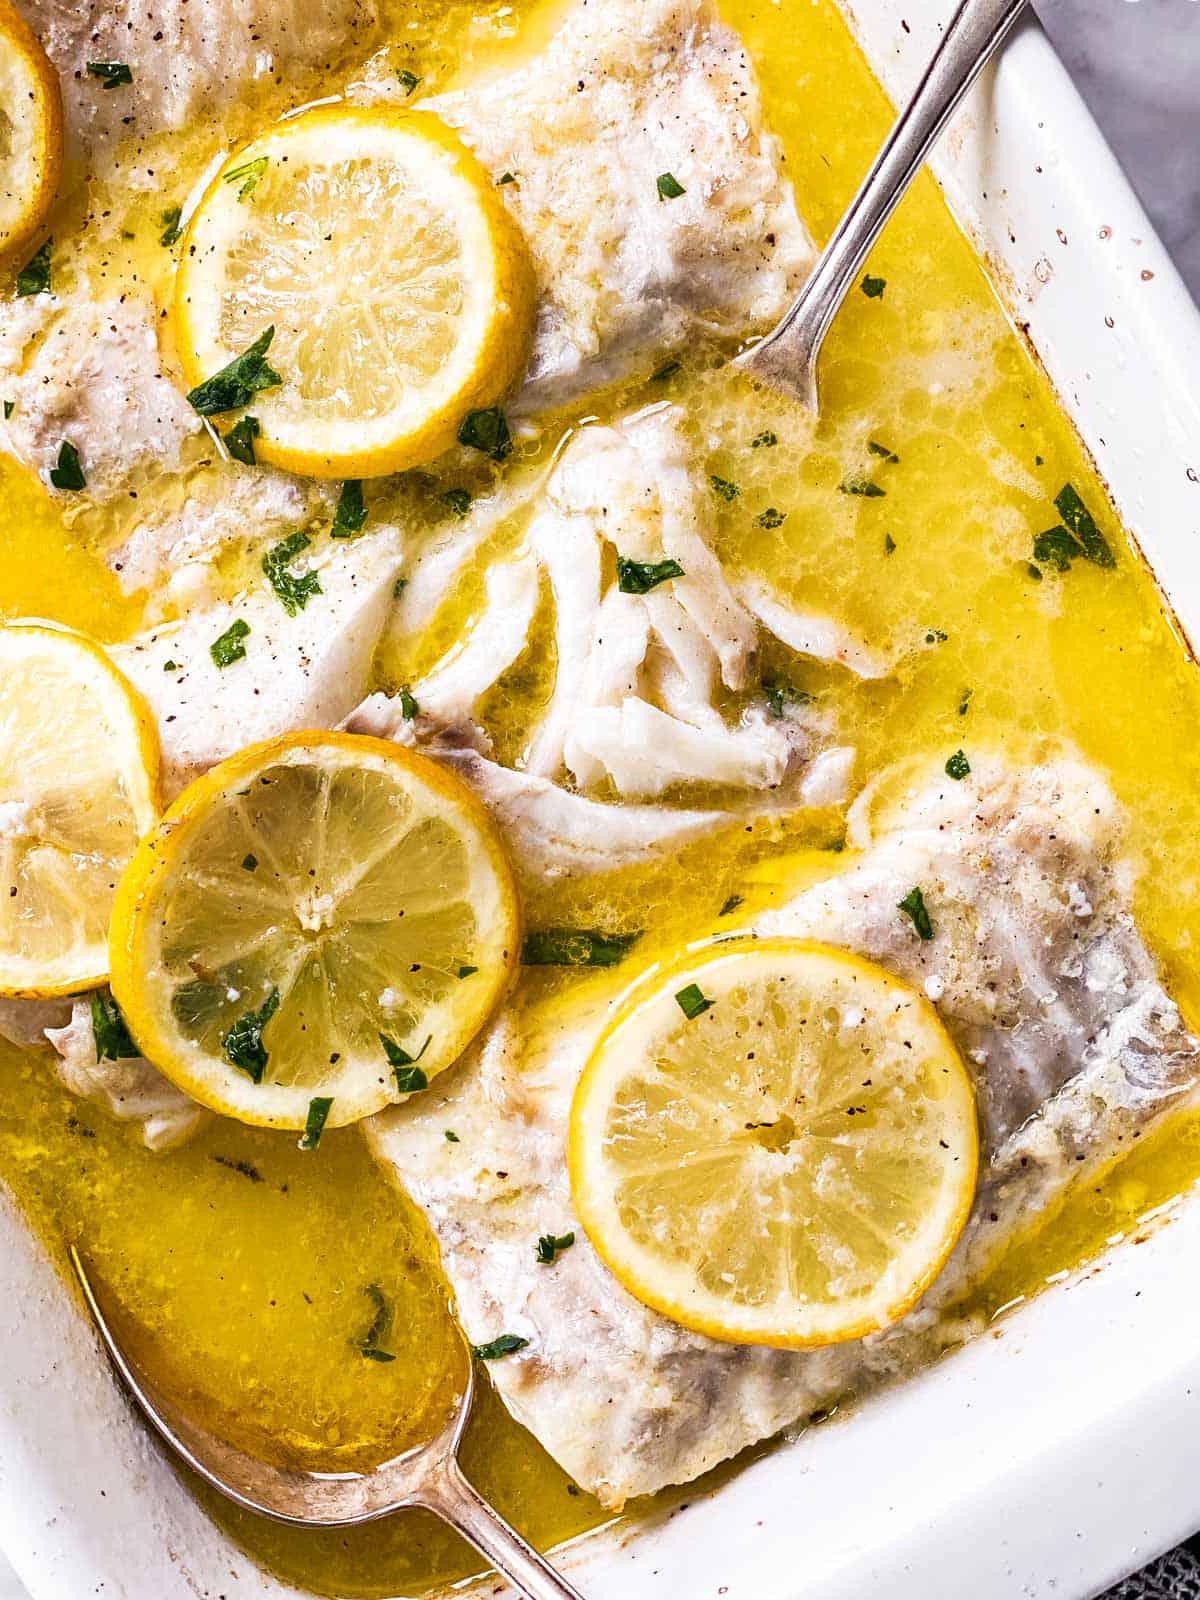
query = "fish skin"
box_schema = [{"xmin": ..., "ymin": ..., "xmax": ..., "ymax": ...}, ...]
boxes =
[{"xmin": 368, "ymin": 756, "xmax": 1200, "ymax": 1508}]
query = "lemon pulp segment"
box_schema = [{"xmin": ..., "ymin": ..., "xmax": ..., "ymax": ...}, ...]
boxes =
[{"xmin": 0, "ymin": 0, "xmax": 62, "ymax": 260}]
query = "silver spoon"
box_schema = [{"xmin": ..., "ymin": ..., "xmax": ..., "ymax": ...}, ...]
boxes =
[
  {"xmin": 736, "ymin": 0, "xmax": 1030, "ymax": 407},
  {"xmin": 70, "ymin": 1247, "xmax": 586, "ymax": 1600}
]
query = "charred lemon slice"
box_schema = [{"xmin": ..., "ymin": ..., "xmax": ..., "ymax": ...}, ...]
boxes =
[
  {"xmin": 570, "ymin": 939, "xmax": 978, "ymax": 1348},
  {"xmin": 0, "ymin": 624, "xmax": 160, "ymax": 997},
  {"xmin": 110, "ymin": 732, "xmax": 519, "ymax": 1131},
  {"xmin": 0, "ymin": 0, "xmax": 63, "ymax": 262},
  {"xmin": 172, "ymin": 104, "xmax": 535, "ymax": 479}
]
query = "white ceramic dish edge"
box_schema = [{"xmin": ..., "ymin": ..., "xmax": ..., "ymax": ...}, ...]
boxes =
[{"xmin": 1, "ymin": 7, "xmax": 1199, "ymax": 1600}]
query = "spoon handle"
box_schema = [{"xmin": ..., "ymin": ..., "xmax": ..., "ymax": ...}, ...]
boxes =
[
  {"xmin": 738, "ymin": 0, "xmax": 1030, "ymax": 403},
  {"xmin": 420, "ymin": 1456, "xmax": 588, "ymax": 1600}
]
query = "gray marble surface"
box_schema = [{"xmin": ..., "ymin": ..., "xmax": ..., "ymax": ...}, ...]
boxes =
[{"xmin": 0, "ymin": 8, "xmax": 1194, "ymax": 1600}]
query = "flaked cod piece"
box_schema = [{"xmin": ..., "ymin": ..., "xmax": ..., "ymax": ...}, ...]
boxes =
[
  {"xmin": 1, "ymin": 0, "xmax": 811, "ymax": 591},
  {"xmin": 368, "ymin": 757, "xmax": 1200, "ymax": 1508}
]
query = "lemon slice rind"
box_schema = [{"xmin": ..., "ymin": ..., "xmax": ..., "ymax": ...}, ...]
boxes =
[
  {"xmin": 0, "ymin": 0, "xmax": 63, "ymax": 262},
  {"xmin": 569, "ymin": 937, "xmax": 979, "ymax": 1349},
  {"xmin": 110, "ymin": 731, "xmax": 520, "ymax": 1131}
]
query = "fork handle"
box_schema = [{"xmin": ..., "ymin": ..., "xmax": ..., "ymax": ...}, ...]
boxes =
[
  {"xmin": 738, "ymin": 0, "xmax": 1030, "ymax": 397},
  {"xmin": 419, "ymin": 1456, "xmax": 588, "ymax": 1600}
]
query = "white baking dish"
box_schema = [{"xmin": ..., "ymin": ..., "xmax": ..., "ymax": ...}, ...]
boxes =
[{"xmin": 3, "ymin": 6, "xmax": 1200, "ymax": 1598}]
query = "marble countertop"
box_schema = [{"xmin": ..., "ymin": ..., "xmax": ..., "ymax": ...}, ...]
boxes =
[{"xmin": 1, "ymin": 7, "xmax": 1196, "ymax": 1600}]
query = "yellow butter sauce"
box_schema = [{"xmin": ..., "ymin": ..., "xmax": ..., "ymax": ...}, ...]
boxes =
[{"xmin": 3, "ymin": 0, "xmax": 1200, "ymax": 1594}]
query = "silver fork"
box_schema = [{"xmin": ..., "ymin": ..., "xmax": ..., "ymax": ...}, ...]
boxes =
[
  {"xmin": 736, "ymin": 0, "xmax": 1030, "ymax": 408},
  {"xmin": 71, "ymin": 1247, "xmax": 586, "ymax": 1600}
]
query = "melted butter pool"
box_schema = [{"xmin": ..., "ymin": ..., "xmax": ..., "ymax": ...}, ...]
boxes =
[{"xmin": 3, "ymin": 0, "xmax": 1200, "ymax": 1594}]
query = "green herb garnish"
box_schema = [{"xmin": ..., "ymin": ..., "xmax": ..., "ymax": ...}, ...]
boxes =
[
  {"xmin": 1032, "ymin": 526, "xmax": 1081, "ymax": 572},
  {"xmin": 958, "ymin": 687, "xmax": 973, "ymax": 716},
  {"xmin": 223, "ymin": 988, "xmax": 280, "ymax": 1082},
  {"xmin": 1054, "ymin": 483, "xmax": 1115, "ymax": 568},
  {"xmin": 395, "ymin": 69, "xmax": 420, "ymax": 95},
  {"xmin": 3, "ymin": 401, "xmax": 12, "ymax": 420},
  {"xmin": 861, "ymin": 274, "xmax": 886, "ymax": 298},
  {"xmin": 86, "ymin": 61, "xmax": 133, "ymax": 89},
  {"xmin": 651, "ymin": 359, "xmax": 681, "ymax": 382},
  {"xmin": 162, "ymin": 659, "xmax": 178, "ymax": 672},
  {"xmin": 186, "ymin": 327, "xmax": 281, "ymax": 415},
  {"xmin": 497, "ymin": 171, "xmax": 517, "ymax": 186},
  {"xmin": 867, "ymin": 439, "xmax": 899, "ymax": 462},
  {"xmin": 675, "ymin": 983, "xmax": 713, "ymax": 1020},
  {"xmin": 536, "ymin": 1232, "xmax": 575, "ymax": 1264},
  {"xmin": 159, "ymin": 206, "xmax": 183, "ymax": 247},
  {"xmin": 354, "ymin": 1284, "xmax": 396, "ymax": 1362},
  {"xmin": 719, "ymin": 894, "xmax": 744, "ymax": 916},
  {"xmin": 884, "ymin": 533, "xmax": 897, "ymax": 555},
  {"xmin": 752, "ymin": 429, "xmax": 778, "ymax": 449},
  {"xmin": 224, "ymin": 414, "xmax": 261, "ymax": 465},
  {"xmin": 210, "ymin": 617, "xmax": 250, "ymax": 667},
  {"xmin": 457, "ymin": 407, "xmax": 511, "ymax": 461},
  {"xmin": 945, "ymin": 750, "xmax": 971, "ymax": 781},
  {"xmin": 444, "ymin": 1129, "xmax": 460, "ymax": 1142},
  {"xmin": 471, "ymin": 1333, "xmax": 529, "ymax": 1361},
  {"xmin": 399, "ymin": 687, "xmax": 419, "ymax": 720},
  {"xmin": 241, "ymin": 853, "xmax": 258, "ymax": 871},
  {"xmin": 49, "ymin": 440, "xmax": 85, "ymax": 491},
  {"xmin": 263, "ymin": 529, "xmax": 321, "ymax": 615},
  {"xmin": 457, "ymin": 965, "xmax": 478, "ymax": 979},
  {"xmin": 762, "ymin": 675, "xmax": 810, "ymax": 718},
  {"xmin": 898, "ymin": 887, "xmax": 933, "ymax": 941},
  {"xmin": 223, "ymin": 156, "xmax": 269, "ymax": 201},
  {"xmin": 381, "ymin": 1033, "xmax": 432, "ymax": 1094},
  {"xmin": 839, "ymin": 474, "xmax": 885, "ymax": 498},
  {"xmin": 756, "ymin": 507, "xmax": 786, "ymax": 530},
  {"xmin": 522, "ymin": 928, "xmax": 642, "ymax": 967},
  {"xmin": 616, "ymin": 556, "xmax": 684, "ymax": 594},
  {"xmin": 298, "ymin": 1096, "xmax": 333, "ymax": 1151},
  {"xmin": 442, "ymin": 487, "xmax": 471, "ymax": 517},
  {"xmin": 656, "ymin": 172, "xmax": 686, "ymax": 200},
  {"xmin": 90, "ymin": 992, "xmax": 139, "ymax": 1062},
  {"xmin": 709, "ymin": 474, "xmax": 739, "ymax": 502},
  {"xmin": 331, "ymin": 479, "xmax": 367, "ymax": 539},
  {"xmin": 16, "ymin": 238, "xmax": 51, "ymax": 297}
]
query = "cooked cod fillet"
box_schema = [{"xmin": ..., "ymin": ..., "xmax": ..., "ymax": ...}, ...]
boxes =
[{"xmin": 368, "ymin": 757, "xmax": 1200, "ymax": 1508}]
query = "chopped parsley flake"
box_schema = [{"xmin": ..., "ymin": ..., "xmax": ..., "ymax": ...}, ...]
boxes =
[
  {"xmin": 263, "ymin": 529, "xmax": 321, "ymax": 615},
  {"xmin": 86, "ymin": 61, "xmax": 133, "ymax": 89},
  {"xmin": 709, "ymin": 474, "xmax": 739, "ymax": 502},
  {"xmin": 1025, "ymin": 561, "xmax": 1044, "ymax": 582},
  {"xmin": 186, "ymin": 327, "xmax": 281, "ymax": 416},
  {"xmin": 49, "ymin": 440, "xmax": 85, "ymax": 491},
  {"xmin": 223, "ymin": 988, "xmax": 280, "ymax": 1082},
  {"xmin": 522, "ymin": 928, "xmax": 642, "ymax": 967},
  {"xmin": 719, "ymin": 894, "xmax": 744, "ymax": 916},
  {"xmin": 90, "ymin": 992, "xmax": 139, "ymax": 1062},
  {"xmin": 3, "ymin": 401, "xmax": 12, "ymax": 420},
  {"xmin": 945, "ymin": 749, "xmax": 971, "ymax": 781},
  {"xmin": 223, "ymin": 414, "xmax": 261, "ymax": 465},
  {"xmin": 241, "ymin": 853, "xmax": 258, "ymax": 871},
  {"xmin": 159, "ymin": 206, "xmax": 183, "ymax": 247},
  {"xmin": 381, "ymin": 1032, "xmax": 431, "ymax": 1094},
  {"xmin": 298, "ymin": 1096, "xmax": 333, "ymax": 1151},
  {"xmin": 1032, "ymin": 525, "xmax": 1081, "ymax": 572},
  {"xmin": 675, "ymin": 983, "xmax": 713, "ymax": 1020},
  {"xmin": 536, "ymin": 1232, "xmax": 575, "ymax": 1264},
  {"xmin": 762, "ymin": 675, "xmax": 811, "ymax": 718},
  {"xmin": 223, "ymin": 155, "xmax": 269, "ymax": 201},
  {"xmin": 441, "ymin": 487, "xmax": 471, "ymax": 517},
  {"xmin": 616, "ymin": 556, "xmax": 684, "ymax": 594},
  {"xmin": 457, "ymin": 965, "xmax": 478, "ymax": 979},
  {"xmin": 884, "ymin": 533, "xmax": 897, "ymax": 555},
  {"xmin": 839, "ymin": 474, "xmax": 885, "ymax": 498},
  {"xmin": 756, "ymin": 507, "xmax": 786, "ymax": 530},
  {"xmin": 651, "ymin": 359, "xmax": 681, "ymax": 382},
  {"xmin": 497, "ymin": 171, "xmax": 517, "ymax": 186},
  {"xmin": 458, "ymin": 406, "xmax": 512, "ymax": 461},
  {"xmin": 898, "ymin": 887, "xmax": 934, "ymax": 941},
  {"xmin": 752, "ymin": 430, "xmax": 778, "ymax": 449},
  {"xmin": 392, "ymin": 577, "xmax": 407, "ymax": 599},
  {"xmin": 958, "ymin": 687, "xmax": 973, "ymax": 716},
  {"xmin": 16, "ymin": 238, "xmax": 52, "ymax": 298},
  {"xmin": 1055, "ymin": 483, "xmax": 1115, "ymax": 568},
  {"xmin": 656, "ymin": 172, "xmax": 686, "ymax": 200},
  {"xmin": 331, "ymin": 479, "xmax": 367, "ymax": 539},
  {"xmin": 399, "ymin": 687, "xmax": 419, "ymax": 720},
  {"xmin": 210, "ymin": 617, "xmax": 250, "ymax": 667},
  {"xmin": 471, "ymin": 1333, "xmax": 529, "ymax": 1361},
  {"xmin": 353, "ymin": 1283, "xmax": 396, "ymax": 1362},
  {"xmin": 162, "ymin": 659, "xmax": 178, "ymax": 672},
  {"xmin": 861, "ymin": 274, "xmax": 886, "ymax": 298},
  {"xmin": 395, "ymin": 68, "xmax": 420, "ymax": 95},
  {"xmin": 924, "ymin": 629, "xmax": 948, "ymax": 645},
  {"xmin": 867, "ymin": 439, "xmax": 899, "ymax": 462},
  {"xmin": 444, "ymin": 1129, "xmax": 460, "ymax": 1142}
]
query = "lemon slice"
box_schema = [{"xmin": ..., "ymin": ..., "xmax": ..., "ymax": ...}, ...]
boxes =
[
  {"xmin": 173, "ymin": 104, "xmax": 535, "ymax": 479},
  {"xmin": 570, "ymin": 938, "xmax": 978, "ymax": 1348},
  {"xmin": 0, "ymin": 624, "xmax": 160, "ymax": 998},
  {"xmin": 0, "ymin": 0, "xmax": 63, "ymax": 261},
  {"xmin": 110, "ymin": 732, "xmax": 519, "ymax": 1130}
]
